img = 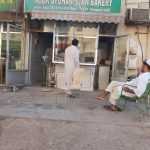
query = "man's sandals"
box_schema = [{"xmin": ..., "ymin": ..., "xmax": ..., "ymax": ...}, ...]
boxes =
[{"xmin": 104, "ymin": 105, "xmax": 122, "ymax": 112}]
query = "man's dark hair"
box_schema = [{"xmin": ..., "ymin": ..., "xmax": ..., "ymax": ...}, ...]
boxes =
[
  {"xmin": 72, "ymin": 39, "xmax": 79, "ymax": 46},
  {"xmin": 143, "ymin": 60, "xmax": 150, "ymax": 70}
]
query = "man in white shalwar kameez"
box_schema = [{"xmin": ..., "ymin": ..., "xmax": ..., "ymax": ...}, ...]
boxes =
[
  {"xmin": 64, "ymin": 39, "xmax": 80, "ymax": 97},
  {"xmin": 97, "ymin": 59, "xmax": 150, "ymax": 111}
]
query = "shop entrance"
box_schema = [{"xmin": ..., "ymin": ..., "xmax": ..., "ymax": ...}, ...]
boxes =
[
  {"xmin": 30, "ymin": 32, "xmax": 53, "ymax": 86},
  {"xmin": 96, "ymin": 36, "xmax": 115, "ymax": 90},
  {"xmin": 96, "ymin": 35, "xmax": 129, "ymax": 90}
]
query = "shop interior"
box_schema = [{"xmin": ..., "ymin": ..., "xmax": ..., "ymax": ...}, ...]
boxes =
[
  {"xmin": 94, "ymin": 36, "xmax": 115, "ymax": 90},
  {"xmin": 99, "ymin": 37, "xmax": 115, "ymax": 73},
  {"xmin": 30, "ymin": 32, "xmax": 53, "ymax": 86}
]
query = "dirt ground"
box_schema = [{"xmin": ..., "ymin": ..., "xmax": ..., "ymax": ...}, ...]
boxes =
[{"xmin": 0, "ymin": 87, "xmax": 149, "ymax": 150}]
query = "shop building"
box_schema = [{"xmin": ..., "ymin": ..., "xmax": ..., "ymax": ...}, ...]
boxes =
[
  {"xmin": 24, "ymin": 0, "xmax": 126, "ymax": 91},
  {"xmin": 2, "ymin": 0, "xmax": 149, "ymax": 91},
  {"xmin": 120, "ymin": 0, "xmax": 150, "ymax": 77}
]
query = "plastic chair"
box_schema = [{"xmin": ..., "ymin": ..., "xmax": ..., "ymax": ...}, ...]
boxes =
[{"xmin": 118, "ymin": 82, "xmax": 150, "ymax": 115}]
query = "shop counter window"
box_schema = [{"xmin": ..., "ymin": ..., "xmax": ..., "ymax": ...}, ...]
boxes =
[{"xmin": 53, "ymin": 22, "xmax": 98, "ymax": 65}]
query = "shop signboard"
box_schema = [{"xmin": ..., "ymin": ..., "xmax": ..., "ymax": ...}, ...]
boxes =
[
  {"xmin": 0, "ymin": 0, "xmax": 17, "ymax": 11},
  {"xmin": 25, "ymin": 0, "xmax": 122, "ymax": 13}
]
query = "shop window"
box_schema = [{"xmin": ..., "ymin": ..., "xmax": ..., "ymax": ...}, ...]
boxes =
[
  {"xmin": 54, "ymin": 36, "xmax": 70, "ymax": 62},
  {"xmin": 2, "ymin": 22, "xmax": 22, "ymax": 32},
  {"xmin": 54, "ymin": 22, "xmax": 98, "ymax": 65},
  {"xmin": 78, "ymin": 37, "xmax": 96, "ymax": 63},
  {"xmin": 8, "ymin": 33, "xmax": 25, "ymax": 70},
  {"xmin": 2, "ymin": 23, "xmax": 7, "ymax": 32},
  {"xmin": 0, "ymin": 23, "xmax": 25, "ymax": 71}
]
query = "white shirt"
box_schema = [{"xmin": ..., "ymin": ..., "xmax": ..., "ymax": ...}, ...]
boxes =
[
  {"xmin": 64, "ymin": 45, "xmax": 80, "ymax": 90},
  {"xmin": 64, "ymin": 45, "xmax": 79, "ymax": 71},
  {"xmin": 128, "ymin": 72, "xmax": 150, "ymax": 97}
]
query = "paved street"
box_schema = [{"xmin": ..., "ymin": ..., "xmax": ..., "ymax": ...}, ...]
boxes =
[{"xmin": 0, "ymin": 87, "xmax": 149, "ymax": 150}]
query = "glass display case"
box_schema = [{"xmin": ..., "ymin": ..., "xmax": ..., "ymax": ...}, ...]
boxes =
[{"xmin": 53, "ymin": 22, "xmax": 98, "ymax": 65}]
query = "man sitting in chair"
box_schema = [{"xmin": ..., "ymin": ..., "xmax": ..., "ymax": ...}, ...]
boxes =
[{"xmin": 96, "ymin": 59, "xmax": 150, "ymax": 112}]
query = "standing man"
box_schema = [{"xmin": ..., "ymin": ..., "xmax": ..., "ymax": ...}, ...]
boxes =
[{"xmin": 64, "ymin": 39, "xmax": 80, "ymax": 97}]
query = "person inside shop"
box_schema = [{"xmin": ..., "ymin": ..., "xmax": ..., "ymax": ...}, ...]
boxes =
[
  {"xmin": 42, "ymin": 45, "xmax": 54, "ymax": 87},
  {"xmin": 64, "ymin": 39, "xmax": 80, "ymax": 97},
  {"xmin": 96, "ymin": 59, "xmax": 150, "ymax": 111}
]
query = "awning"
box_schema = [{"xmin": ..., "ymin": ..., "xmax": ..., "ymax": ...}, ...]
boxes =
[{"xmin": 31, "ymin": 12, "xmax": 124, "ymax": 24}]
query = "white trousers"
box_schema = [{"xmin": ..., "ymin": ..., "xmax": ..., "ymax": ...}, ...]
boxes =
[
  {"xmin": 65, "ymin": 70, "xmax": 74, "ymax": 96},
  {"xmin": 106, "ymin": 81, "xmax": 136, "ymax": 105}
]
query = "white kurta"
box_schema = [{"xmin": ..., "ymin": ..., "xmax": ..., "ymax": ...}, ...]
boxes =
[
  {"xmin": 64, "ymin": 45, "xmax": 80, "ymax": 94},
  {"xmin": 106, "ymin": 72, "xmax": 150, "ymax": 105}
]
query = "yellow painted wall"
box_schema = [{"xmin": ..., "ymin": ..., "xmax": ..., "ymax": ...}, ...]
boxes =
[
  {"xmin": 117, "ymin": 23, "xmax": 150, "ymax": 76},
  {"xmin": 118, "ymin": 23, "xmax": 150, "ymax": 59},
  {"xmin": 123, "ymin": 0, "xmax": 150, "ymax": 58}
]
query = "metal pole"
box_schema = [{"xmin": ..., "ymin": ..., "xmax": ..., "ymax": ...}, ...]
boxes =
[{"xmin": 6, "ymin": 24, "xmax": 10, "ymax": 86}]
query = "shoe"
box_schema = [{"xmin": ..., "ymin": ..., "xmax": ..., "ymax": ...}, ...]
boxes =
[
  {"xmin": 67, "ymin": 94, "xmax": 76, "ymax": 98},
  {"xmin": 104, "ymin": 105, "xmax": 122, "ymax": 112}
]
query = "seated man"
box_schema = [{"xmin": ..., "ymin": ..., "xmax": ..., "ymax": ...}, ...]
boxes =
[{"xmin": 96, "ymin": 59, "xmax": 150, "ymax": 111}]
